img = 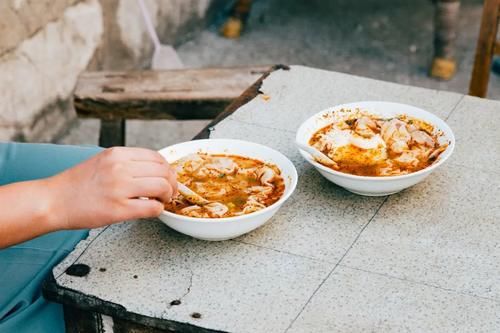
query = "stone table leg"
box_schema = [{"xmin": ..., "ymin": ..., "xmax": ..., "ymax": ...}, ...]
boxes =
[
  {"xmin": 430, "ymin": 0, "xmax": 461, "ymax": 80},
  {"xmin": 63, "ymin": 306, "xmax": 171, "ymax": 333},
  {"xmin": 63, "ymin": 305, "xmax": 102, "ymax": 333}
]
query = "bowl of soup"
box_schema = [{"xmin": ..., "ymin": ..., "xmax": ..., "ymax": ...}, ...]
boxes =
[
  {"xmin": 296, "ymin": 101, "xmax": 454, "ymax": 196},
  {"xmin": 158, "ymin": 139, "xmax": 298, "ymax": 241}
]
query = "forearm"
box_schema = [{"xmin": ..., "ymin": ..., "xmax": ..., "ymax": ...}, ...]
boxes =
[
  {"xmin": 0, "ymin": 146, "xmax": 176, "ymax": 248},
  {"xmin": 0, "ymin": 178, "xmax": 63, "ymax": 248}
]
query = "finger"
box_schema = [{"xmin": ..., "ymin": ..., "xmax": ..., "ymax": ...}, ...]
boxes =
[
  {"xmin": 166, "ymin": 167, "xmax": 178, "ymax": 195},
  {"xmin": 129, "ymin": 148, "xmax": 167, "ymax": 164},
  {"xmin": 126, "ymin": 162, "xmax": 178, "ymax": 197},
  {"xmin": 127, "ymin": 161, "xmax": 172, "ymax": 179},
  {"xmin": 126, "ymin": 199, "xmax": 165, "ymax": 219},
  {"xmin": 130, "ymin": 177, "xmax": 174, "ymax": 203},
  {"xmin": 107, "ymin": 147, "xmax": 167, "ymax": 164}
]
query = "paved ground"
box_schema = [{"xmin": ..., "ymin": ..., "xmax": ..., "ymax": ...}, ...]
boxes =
[{"xmin": 58, "ymin": 0, "xmax": 499, "ymax": 148}]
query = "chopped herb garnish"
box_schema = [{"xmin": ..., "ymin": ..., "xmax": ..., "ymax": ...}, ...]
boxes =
[{"xmin": 345, "ymin": 119, "xmax": 356, "ymax": 126}]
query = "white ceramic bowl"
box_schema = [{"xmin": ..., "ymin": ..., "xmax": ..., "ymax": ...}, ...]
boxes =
[
  {"xmin": 158, "ymin": 139, "xmax": 298, "ymax": 241},
  {"xmin": 296, "ymin": 101, "xmax": 455, "ymax": 196}
]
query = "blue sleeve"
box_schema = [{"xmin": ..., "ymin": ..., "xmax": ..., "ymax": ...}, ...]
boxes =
[
  {"xmin": 0, "ymin": 142, "xmax": 102, "ymax": 333},
  {"xmin": 0, "ymin": 142, "xmax": 103, "ymax": 185}
]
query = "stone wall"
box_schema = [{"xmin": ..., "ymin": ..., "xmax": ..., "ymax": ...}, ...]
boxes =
[
  {"xmin": 92, "ymin": 0, "xmax": 216, "ymax": 70},
  {"xmin": 0, "ymin": 0, "xmax": 222, "ymax": 142}
]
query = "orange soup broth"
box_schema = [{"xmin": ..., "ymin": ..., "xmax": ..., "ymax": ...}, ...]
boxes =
[
  {"xmin": 167, "ymin": 154, "xmax": 285, "ymax": 217},
  {"xmin": 309, "ymin": 116, "xmax": 443, "ymax": 177}
]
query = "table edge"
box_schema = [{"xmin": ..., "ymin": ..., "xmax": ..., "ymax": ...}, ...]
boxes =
[{"xmin": 193, "ymin": 64, "xmax": 290, "ymax": 140}]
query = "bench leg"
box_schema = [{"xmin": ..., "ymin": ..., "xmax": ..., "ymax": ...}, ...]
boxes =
[
  {"xmin": 469, "ymin": 0, "xmax": 499, "ymax": 97},
  {"xmin": 220, "ymin": 0, "xmax": 253, "ymax": 38},
  {"xmin": 430, "ymin": 0, "xmax": 461, "ymax": 80},
  {"xmin": 99, "ymin": 119, "xmax": 126, "ymax": 148}
]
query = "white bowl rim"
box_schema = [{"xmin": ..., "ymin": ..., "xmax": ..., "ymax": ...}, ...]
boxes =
[
  {"xmin": 159, "ymin": 139, "xmax": 298, "ymax": 223},
  {"xmin": 296, "ymin": 101, "xmax": 456, "ymax": 181}
]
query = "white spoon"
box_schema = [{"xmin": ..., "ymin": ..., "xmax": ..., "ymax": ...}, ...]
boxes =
[
  {"xmin": 295, "ymin": 141, "xmax": 339, "ymax": 169},
  {"xmin": 177, "ymin": 182, "xmax": 210, "ymax": 206}
]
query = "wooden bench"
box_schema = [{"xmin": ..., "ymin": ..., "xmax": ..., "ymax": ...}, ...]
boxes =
[{"xmin": 74, "ymin": 66, "xmax": 270, "ymax": 147}]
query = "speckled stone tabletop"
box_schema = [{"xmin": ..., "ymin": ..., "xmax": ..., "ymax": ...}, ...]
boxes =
[{"xmin": 52, "ymin": 66, "xmax": 500, "ymax": 332}]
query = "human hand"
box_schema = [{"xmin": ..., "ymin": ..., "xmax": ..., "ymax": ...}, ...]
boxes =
[{"xmin": 48, "ymin": 147, "xmax": 177, "ymax": 230}]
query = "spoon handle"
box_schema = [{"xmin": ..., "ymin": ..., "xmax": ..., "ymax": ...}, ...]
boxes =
[{"xmin": 295, "ymin": 141, "xmax": 338, "ymax": 169}]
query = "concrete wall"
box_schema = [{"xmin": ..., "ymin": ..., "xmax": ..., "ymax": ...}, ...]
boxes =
[{"xmin": 0, "ymin": 0, "xmax": 220, "ymax": 142}]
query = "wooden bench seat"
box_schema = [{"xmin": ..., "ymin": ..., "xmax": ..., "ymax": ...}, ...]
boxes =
[{"xmin": 74, "ymin": 66, "xmax": 270, "ymax": 147}]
